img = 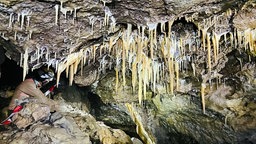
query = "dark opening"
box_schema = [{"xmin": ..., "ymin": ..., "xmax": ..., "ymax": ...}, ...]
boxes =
[{"xmin": 0, "ymin": 56, "xmax": 23, "ymax": 89}]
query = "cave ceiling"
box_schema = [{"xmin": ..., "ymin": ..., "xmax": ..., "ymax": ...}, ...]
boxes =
[{"xmin": 0, "ymin": 0, "xmax": 255, "ymax": 90}]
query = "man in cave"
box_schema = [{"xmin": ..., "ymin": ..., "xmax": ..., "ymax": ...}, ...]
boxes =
[{"xmin": 8, "ymin": 67, "xmax": 58, "ymax": 112}]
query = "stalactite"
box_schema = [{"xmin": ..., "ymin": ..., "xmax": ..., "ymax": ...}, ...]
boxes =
[
  {"xmin": 212, "ymin": 33, "xmax": 217, "ymax": 63},
  {"xmin": 46, "ymin": 48, "xmax": 49, "ymax": 61},
  {"xmin": 192, "ymin": 62, "xmax": 196, "ymax": 76},
  {"xmin": 120, "ymin": 24, "xmax": 131, "ymax": 87},
  {"xmin": 168, "ymin": 20, "xmax": 174, "ymax": 38},
  {"xmin": 63, "ymin": 8, "xmax": 68, "ymax": 19},
  {"xmin": 69, "ymin": 64, "xmax": 74, "ymax": 86},
  {"xmin": 207, "ymin": 33, "xmax": 211, "ymax": 74},
  {"xmin": 65, "ymin": 55, "xmax": 70, "ymax": 78},
  {"xmin": 175, "ymin": 61, "xmax": 179, "ymax": 91},
  {"xmin": 132, "ymin": 59, "xmax": 137, "ymax": 92},
  {"xmin": 29, "ymin": 30, "xmax": 33, "ymax": 39},
  {"xmin": 81, "ymin": 56, "xmax": 84, "ymax": 76},
  {"xmin": 14, "ymin": 31, "xmax": 17, "ymax": 40},
  {"xmin": 201, "ymin": 28, "xmax": 207, "ymax": 51},
  {"xmin": 93, "ymin": 45, "xmax": 97, "ymax": 63},
  {"xmin": 37, "ymin": 47, "xmax": 40, "ymax": 63},
  {"xmin": 73, "ymin": 58, "xmax": 79, "ymax": 74},
  {"xmin": 138, "ymin": 63, "xmax": 143, "ymax": 104},
  {"xmin": 27, "ymin": 16, "xmax": 31, "ymax": 28},
  {"xmin": 21, "ymin": 13, "xmax": 25, "ymax": 30},
  {"xmin": 201, "ymin": 83, "xmax": 206, "ymax": 114},
  {"xmin": 56, "ymin": 61, "xmax": 65, "ymax": 88},
  {"xmin": 23, "ymin": 48, "xmax": 29, "ymax": 81},
  {"xmin": 237, "ymin": 29, "xmax": 242, "ymax": 48},
  {"xmin": 8, "ymin": 13, "xmax": 13, "ymax": 28},
  {"xmin": 229, "ymin": 32, "xmax": 234, "ymax": 47},
  {"xmin": 168, "ymin": 58, "xmax": 174, "ymax": 95},
  {"xmin": 149, "ymin": 30, "xmax": 154, "ymax": 59},
  {"xmin": 20, "ymin": 53, "xmax": 23, "ymax": 67},
  {"xmin": 108, "ymin": 36, "xmax": 114, "ymax": 54},
  {"xmin": 125, "ymin": 103, "xmax": 155, "ymax": 144},
  {"xmin": 152, "ymin": 61, "xmax": 157, "ymax": 92},
  {"xmin": 73, "ymin": 7, "xmax": 79, "ymax": 24},
  {"xmin": 147, "ymin": 23, "xmax": 157, "ymax": 60},
  {"xmin": 137, "ymin": 37, "xmax": 142, "ymax": 63},
  {"xmin": 160, "ymin": 21, "xmax": 166, "ymax": 33},
  {"xmin": 153, "ymin": 28, "xmax": 157, "ymax": 53},
  {"xmin": 55, "ymin": 5, "xmax": 59, "ymax": 25},
  {"xmin": 142, "ymin": 56, "xmax": 148, "ymax": 100},
  {"xmin": 115, "ymin": 67, "xmax": 119, "ymax": 93},
  {"xmin": 234, "ymin": 29, "xmax": 237, "ymax": 48}
]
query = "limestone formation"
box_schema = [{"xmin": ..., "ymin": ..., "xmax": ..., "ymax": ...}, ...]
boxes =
[{"xmin": 0, "ymin": 0, "xmax": 256, "ymax": 143}]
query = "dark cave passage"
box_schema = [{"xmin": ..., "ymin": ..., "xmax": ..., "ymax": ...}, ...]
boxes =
[{"xmin": 0, "ymin": 57, "xmax": 23, "ymax": 89}]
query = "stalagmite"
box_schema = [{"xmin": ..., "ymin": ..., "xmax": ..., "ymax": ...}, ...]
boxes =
[{"xmin": 201, "ymin": 83, "xmax": 206, "ymax": 114}]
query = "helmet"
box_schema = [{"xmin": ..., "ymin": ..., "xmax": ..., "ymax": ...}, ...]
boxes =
[{"xmin": 36, "ymin": 67, "xmax": 55, "ymax": 86}]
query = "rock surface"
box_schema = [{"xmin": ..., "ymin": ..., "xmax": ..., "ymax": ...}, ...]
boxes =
[
  {"xmin": 0, "ymin": 96, "xmax": 133, "ymax": 144},
  {"xmin": 0, "ymin": 0, "xmax": 256, "ymax": 144}
]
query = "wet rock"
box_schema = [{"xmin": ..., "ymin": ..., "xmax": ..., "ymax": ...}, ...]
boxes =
[
  {"xmin": 92, "ymin": 72, "xmax": 140, "ymax": 103},
  {"xmin": 0, "ymin": 97, "xmax": 133, "ymax": 144},
  {"xmin": 153, "ymin": 94, "xmax": 236, "ymax": 143},
  {"xmin": 12, "ymin": 100, "xmax": 51, "ymax": 129},
  {"xmin": 233, "ymin": 1, "xmax": 256, "ymax": 30},
  {"xmin": 55, "ymin": 83, "xmax": 91, "ymax": 113},
  {"xmin": 131, "ymin": 137, "xmax": 143, "ymax": 144},
  {"xmin": 73, "ymin": 114, "xmax": 132, "ymax": 144},
  {"xmin": 74, "ymin": 64, "xmax": 99, "ymax": 87}
]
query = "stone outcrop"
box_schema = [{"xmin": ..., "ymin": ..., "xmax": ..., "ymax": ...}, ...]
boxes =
[{"xmin": 0, "ymin": 95, "xmax": 133, "ymax": 144}]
